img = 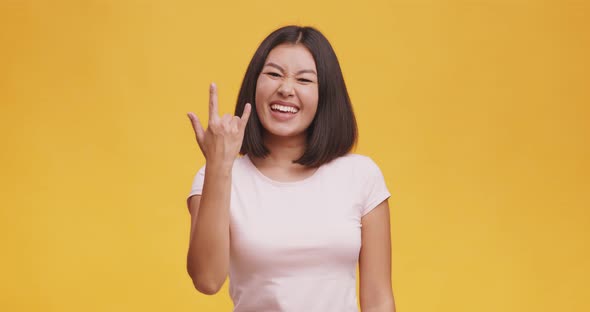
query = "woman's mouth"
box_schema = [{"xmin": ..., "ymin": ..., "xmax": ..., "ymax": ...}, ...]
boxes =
[
  {"xmin": 270, "ymin": 104, "xmax": 299, "ymax": 114},
  {"xmin": 269, "ymin": 103, "xmax": 299, "ymax": 121}
]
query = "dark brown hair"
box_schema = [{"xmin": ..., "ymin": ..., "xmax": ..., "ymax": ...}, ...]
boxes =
[{"xmin": 235, "ymin": 25, "xmax": 357, "ymax": 168}]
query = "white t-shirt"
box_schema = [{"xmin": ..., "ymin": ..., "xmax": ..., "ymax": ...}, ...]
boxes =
[{"xmin": 187, "ymin": 153, "xmax": 391, "ymax": 312}]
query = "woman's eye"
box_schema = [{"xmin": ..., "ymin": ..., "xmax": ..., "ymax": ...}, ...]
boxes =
[
  {"xmin": 266, "ymin": 72, "xmax": 281, "ymax": 77},
  {"xmin": 298, "ymin": 78, "xmax": 313, "ymax": 83}
]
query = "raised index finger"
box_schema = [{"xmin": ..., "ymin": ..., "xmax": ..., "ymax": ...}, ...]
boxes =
[{"xmin": 209, "ymin": 82, "xmax": 219, "ymax": 120}]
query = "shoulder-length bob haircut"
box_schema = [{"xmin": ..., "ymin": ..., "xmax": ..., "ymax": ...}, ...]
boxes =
[{"xmin": 235, "ymin": 25, "xmax": 357, "ymax": 168}]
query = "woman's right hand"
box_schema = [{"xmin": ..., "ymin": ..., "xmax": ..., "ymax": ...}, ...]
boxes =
[{"xmin": 187, "ymin": 83, "xmax": 252, "ymax": 167}]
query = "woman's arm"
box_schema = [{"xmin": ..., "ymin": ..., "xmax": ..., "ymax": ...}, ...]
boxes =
[
  {"xmin": 186, "ymin": 163, "xmax": 232, "ymax": 295},
  {"xmin": 359, "ymin": 199, "xmax": 396, "ymax": 312},
  {"xmin": 185, "ymin": 83, "xmax": 251, "ymax": 295}
]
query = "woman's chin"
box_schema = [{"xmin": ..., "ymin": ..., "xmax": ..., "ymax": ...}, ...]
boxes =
[{"xmin": 263, "ymin": 127, "xmax": 306, "ymax": 140}]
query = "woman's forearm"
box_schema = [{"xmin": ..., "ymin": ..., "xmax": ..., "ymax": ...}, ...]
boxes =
[
  {"xmin": 186, "ymin": 162, "xmax": 232, "ymax": 294},
  {"xmin": 361, "ymin": 297, "xmax": 396, "ymax": 312}
]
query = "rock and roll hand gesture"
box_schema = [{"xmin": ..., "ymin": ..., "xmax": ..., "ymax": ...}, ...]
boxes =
[{"xmin": 187, "ymin": 83, "xmax": 252, "ymax": 166}]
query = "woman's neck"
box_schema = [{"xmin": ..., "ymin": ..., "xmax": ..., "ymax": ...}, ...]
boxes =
[{"xmin": 250, "ymin": 132, "xmax": 307, "ymax": 171}]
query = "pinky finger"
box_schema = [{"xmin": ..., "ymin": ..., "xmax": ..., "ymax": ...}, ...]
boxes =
[{"xmin": 239, "ymin": 103, "xmax": 252, "ymax": 130}]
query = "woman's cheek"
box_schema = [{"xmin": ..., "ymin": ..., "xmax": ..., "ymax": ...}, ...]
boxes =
[
  {"xmin": 301, "ymin": 86, "xmax": 319, "ymax": 107},
  {"xmin": 255, "ymin": 78, "xmax": 271, "ymax": 105}
]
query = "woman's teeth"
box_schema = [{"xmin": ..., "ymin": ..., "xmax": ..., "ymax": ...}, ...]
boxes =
[{"xmin": 271, "ymin": 104, "xmax": 299, "ymax": 113}]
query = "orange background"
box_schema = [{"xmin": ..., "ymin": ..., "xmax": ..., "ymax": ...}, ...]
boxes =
[{"xmin": 1, "ymin": 0, "xmax": 588, "ymax": 311}]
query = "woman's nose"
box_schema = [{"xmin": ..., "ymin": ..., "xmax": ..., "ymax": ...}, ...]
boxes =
[{"xmin": 277, "ymin": 79, "xmax": 295, "ymax": 97}]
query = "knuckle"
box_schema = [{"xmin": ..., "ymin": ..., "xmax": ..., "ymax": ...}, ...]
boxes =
[
  {"xmin": 217, "ymin": 122, "xmax": 227, "ymax": 132},
  {"xmin": 209, "ymin": 125, "xmax": 219, "ymax": 134},
  {"xmin": 223, "ymin": 123, "xmax": 232, "ymax": 133}
]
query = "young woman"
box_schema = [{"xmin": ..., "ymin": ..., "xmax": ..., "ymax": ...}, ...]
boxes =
[{"xmin": 186, "ymin": 25, "xmax": 395, "ymax": 312}]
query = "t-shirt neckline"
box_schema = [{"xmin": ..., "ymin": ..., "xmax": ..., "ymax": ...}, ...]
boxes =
[{"xmin": 243, "ymin": 154, "xmax": 323, "ymax": 187}]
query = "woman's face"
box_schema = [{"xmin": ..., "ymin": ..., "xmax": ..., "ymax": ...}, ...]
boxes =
[{"xmin": 255, "ymin": 43, "xmax": 319, "ymax": 139}]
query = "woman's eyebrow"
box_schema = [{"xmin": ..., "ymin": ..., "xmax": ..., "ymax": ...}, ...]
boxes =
[
  {"xmin": 296, "ymin": 69, "xmax": 317, "ymax": 75},
  {"xmin": 264, "ymin": 62, "xmax": 285, "ymax": 72},
  {"xmin": 264, "ymin": 62, "xmax": 317, "ymax": 75}
]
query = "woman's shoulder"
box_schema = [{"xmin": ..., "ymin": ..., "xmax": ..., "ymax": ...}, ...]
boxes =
[
  {"xmin": 329, "ymin": 153, "xmax": 378, "ymax": 165},
  {"xmin": 324, "ymin": 153, "xmax": 382, "ymax": 173}
]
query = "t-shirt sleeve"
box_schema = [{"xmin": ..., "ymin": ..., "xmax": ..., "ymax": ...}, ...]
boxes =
[
  {"xmin": 186, "ymin": 164, "xmax": 206, "ymax": 212},
  {"xmin": 360, "ymin": 157, "xmax": 391, "ymax": 217}
]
